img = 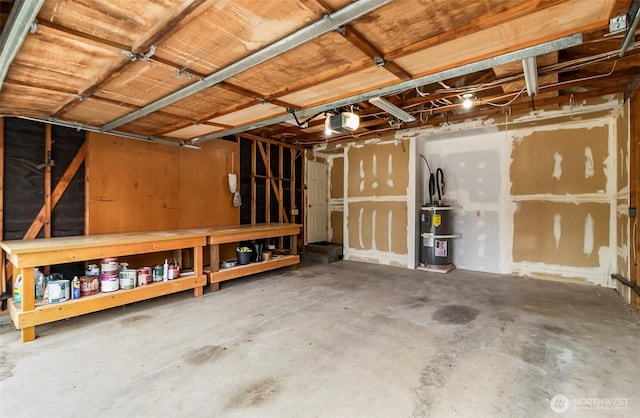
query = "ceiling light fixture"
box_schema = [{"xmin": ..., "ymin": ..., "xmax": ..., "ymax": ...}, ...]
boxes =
[
  {"xmin": 325, "ymin": 112, "xmax": 360, "ymax": 135},
  {"xmin": 368, "ymin": 97, "xmax": 416, "ymax": 122},
  {"xmin": 462, "ymin": 93, "xmax": 474, "ymax": 109},
  {"xmin": 522, "ymin": 56, "xmax": 539, "ymax": 96}
]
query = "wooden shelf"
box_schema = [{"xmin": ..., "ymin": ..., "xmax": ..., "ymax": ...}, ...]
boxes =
[
  {"xmin": 209, "ymin": 255, "xmax": 299, "ymax": 283},
  {"xmin": 207, "ymin": 223, "xmax": 302, "ymax": 244},
  {"xmin": 8, "ymin": 275, "xmax": 206, "ymax": 329}
]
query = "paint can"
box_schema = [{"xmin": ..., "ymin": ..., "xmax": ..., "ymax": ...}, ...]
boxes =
[
  {"xmin": 86, "ymin": 264, "xmax": 100, "ymax": 276},
  {"xmin": 168, "ymin": 258, "xmax": 180, "ymax": 280},
  {"xmin": 80, "ymin": 275, "xmax": 100, "ymax": 296},
  {"xmin": 119, "ymin": 269, "xmax": 137, "ymax": 290},
  {"xmin": 100, "ymin": 270, "xmax": 119, "ymax": 292},
  {"xmin": 152, "ymin": 265, "xmax": 164, "ymax": 282},
  {"xmin": 137, "ymin": 267, "xmax": 152, "ymax": 286},
  {"xmin": 48, "ymin": 280, "xmax": 70, "ymax": 304}
]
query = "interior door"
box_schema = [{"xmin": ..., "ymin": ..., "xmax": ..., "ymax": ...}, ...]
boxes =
[{"xmin": 306, "ymin": 160, "xmax": 328, "ymax": 243}]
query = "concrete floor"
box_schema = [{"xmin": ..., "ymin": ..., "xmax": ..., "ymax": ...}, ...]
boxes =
[{"xmin": 0, "ymin": 261, "xmax": 638, "ymax": 417}]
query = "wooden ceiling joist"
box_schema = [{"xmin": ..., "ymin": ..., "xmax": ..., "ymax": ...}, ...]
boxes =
[{"xmin": 0, "ymin": 0, "xmax": 634, "ymax": 147}]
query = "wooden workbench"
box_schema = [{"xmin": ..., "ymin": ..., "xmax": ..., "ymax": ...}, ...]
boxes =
[
  {"xmin": 1, "ymin": 229, "xmax": 208, "ymax": 342},
  {"xmin": 207, "ymin": 223, "xmax": 302, "ymax": 291}
]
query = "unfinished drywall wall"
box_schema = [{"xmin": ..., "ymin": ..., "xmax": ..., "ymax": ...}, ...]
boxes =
[
  {"xmin": 631, "ymin": 90, "xmax": 640, "ymax": 311},
  {"xmin": 330, "ymin": 155, "xmax": 344, "ymax": 199},
  {"xmin": 328, "ymin": 154, "xmax": 344, "ymax": 243},
  {"xmin": 510, "ymin": 126, "xmax": 608, "ymax": 195},
  {"xmin": 513, "ymin": 201, "xmax": 609, "ymax": 268},
  {"xmin": 406, "ymin": 96, "xmax": 629, "ymax": 287},
  {"xmin": 330, "ymin": 210, "xmax": 343, "ymax": 244},
  {"xmin": 340, "ymin": 138, "xmax": 412, "ymax": 267},
  {"xmin": 347, "ymin": 142, "xmax": 409, "ymax": 197},
  {"xmin": 415, "ymin": 133, "xmax": 508, "ymax": 273}
]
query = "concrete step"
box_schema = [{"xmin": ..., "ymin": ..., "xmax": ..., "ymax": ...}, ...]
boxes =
[
  {"xmin": 300, "ymin": 250, "xmax": 340, "ymax": 264},
  {"xmin": 305, "ymin": 242, "xmax": 343, "ymax": 258}
]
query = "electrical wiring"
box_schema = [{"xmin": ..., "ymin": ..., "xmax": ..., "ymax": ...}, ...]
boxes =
[{"xmin": 482, "ymin": 86, "xmax": 527, "ymax": 107}]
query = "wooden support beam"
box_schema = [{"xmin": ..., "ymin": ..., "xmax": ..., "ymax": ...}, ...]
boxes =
[
  {"xmin": 0, "ymin": 117, "xmax": 4, "ymax": 299},
  {"xmin": 632, "ymin": 89, "xmax": 639, "ymax": 311},
  {"xmin": 239, "ymin": 133, "xmax": 304, "ymax": 151},
  {"xmin": 251, "ymin": 140, "xmax": 256, "ymax": 225},
  {"xmin": 257, "ymin": 142, "xmax": 290, "ymax": 223},
  {"xmin": 291, "ymin": 148, "xmax": 296, "ymax": 225},
  {"xmin": 44, "ymin": 125, "xmax": 52, "ymax": 274},
  {"xmin": 279, "ymin": 145, "xmax": 285, "ymax": 248},
  {"xmin": 266, "ymin": 142, "xmax": 271, "ymax": 223},
  {"xmin": 23, "ymin": 141, "xmax": 87, "ymax": 239},
  {"xmin": 44, "ymin": 125, "xmax": 52, "ymax": 239},
  {"xmin": 0, "ymin": 117, "xmax": 3, "ymax": 242}
]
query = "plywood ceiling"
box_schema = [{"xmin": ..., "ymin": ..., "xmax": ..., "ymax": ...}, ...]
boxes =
[{"xmin": 0, "ymin": 0, "xmax": 638, "ymax": 147}]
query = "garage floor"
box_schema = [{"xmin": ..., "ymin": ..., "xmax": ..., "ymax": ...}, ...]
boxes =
[{"xmin": 1, "ymin": 261, "xmax": 638, "ymax": 417}]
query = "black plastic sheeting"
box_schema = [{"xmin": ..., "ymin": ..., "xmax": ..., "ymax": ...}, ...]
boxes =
[{"xmin": 3, "ymin": 117, "xmax": 86, "ymax": 278}]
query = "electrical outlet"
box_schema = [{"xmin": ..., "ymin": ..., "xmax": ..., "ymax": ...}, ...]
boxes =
[{"xmin": 291, "ymin": 208, "xmax": 299, "ymax": 215}]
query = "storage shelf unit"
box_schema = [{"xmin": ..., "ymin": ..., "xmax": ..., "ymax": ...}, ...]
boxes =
[
  {"xmin": 1, "ymin": 229, "xmax": 208, "ymax": 342},
  {"xmin": 207, "ymin": 223, "xmax": 302, "ymax": 290}
]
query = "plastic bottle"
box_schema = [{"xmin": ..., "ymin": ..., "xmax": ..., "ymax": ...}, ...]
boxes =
[
  {"xmin": 13, "ymin": 273, "xmax": 23, "ymax": 304},
  {"xmin": 72, "ymin": 276, "xmax": 81, "ymax": 300},
  {"xmin": 163, "ymin": 259, "xmax": 169, "ymax": 281},
  {"xmin": 35, "ymin": 268, "xmax": 45, "ymax": 301}
]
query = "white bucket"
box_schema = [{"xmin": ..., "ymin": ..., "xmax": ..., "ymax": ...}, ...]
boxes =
[{"xmin": 48, "ymin": 280, "xmax": 70, "ymax": 303}]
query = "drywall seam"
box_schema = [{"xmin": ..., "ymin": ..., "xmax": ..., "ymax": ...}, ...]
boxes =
[
  {"xmin": 513, "ymin": 118, "xmax": 611, "ymax": 141},
  {"xmin": 552, "ymin": 152, "xmax": 563, "ymax": 180},
  {"xmin": 345, "ymin": 196, "xmax": 408, "ymax": 203},
  {"xmin": 397, "ymin": 97, "xmax": 622, "ymax": 140},
  {"xmin": 511, "ymin": 194, "xmax": 610, "ymax": 202},
  {"xmin": 553, "ymin": 213, "xmax": 562, "ymax": 249},
  {"xmin": 585, "ymin": 147, "xmax": 594, "ymax": 178},
  {"xmin": 407, "ymin": 136, "xmax": 416, "ymax": 268},
  {"xmin": 344, "ymin": 248, "xmax": 408, "ymax": 266},
  {"xmin": 499, "ymin": 131, "xmax": 515, "ymax": 274},
  {"xmin": 606, "ymin": 116, "xmax": 617, "ymax": 287},
  {"xmin": 512, "ymin": 247, "xmax": 614, "ymax": 284},
  {"xmin": 343, "ymin": 148, "xmax": 349, "ymax": 251}
]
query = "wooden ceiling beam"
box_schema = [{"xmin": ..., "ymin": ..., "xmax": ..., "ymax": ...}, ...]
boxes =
[
  {"xmin": 340, "ymin": 27, "xmax": 412, "ymax": 81},
  {"xmin": 50, "ymin": 0, "xmax": 214, "ymax": 120},
  {"xmin": 218, "ymin": 82, "xmax": 300, "ymax": 111},
  {"xmin": 383, "ymin": 0, "xmax": 568, "ymax": 61},
  {"xmin": 300, "ymin": 0, "xmax": 412, "ymax": 81}
]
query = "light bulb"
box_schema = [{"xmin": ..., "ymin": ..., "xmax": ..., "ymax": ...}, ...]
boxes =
[{"xmin": 462, "ymin": 93, "xmax": 473, "ymax": 109}]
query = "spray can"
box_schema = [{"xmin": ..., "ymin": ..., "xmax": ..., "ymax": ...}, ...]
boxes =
[{"xmin": 72, "ymin": 276, "xmax": 81, "ymax": 300}]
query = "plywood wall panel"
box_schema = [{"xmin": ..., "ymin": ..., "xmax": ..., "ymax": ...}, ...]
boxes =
[
  {"xmin": 86, "ymin": 132, "xmax": 239, "ymax": 236},
  {"xmin": 513, "ymin": 201, "xmax": 609, "ymax": 267},
  {"xmin": 86, "ymin": 132, "xmax": 179, "ymax": 234},
  {"xmin": 178, "ymin": 140, "xmax": 240, "ymax": 228},
  {"xmin": 347, "ymin": 142, "xmax": 408, "ymax": 197},
  {"xmin": 511, "ymin": 126, "xmax": 608, "ymax": 195}
]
